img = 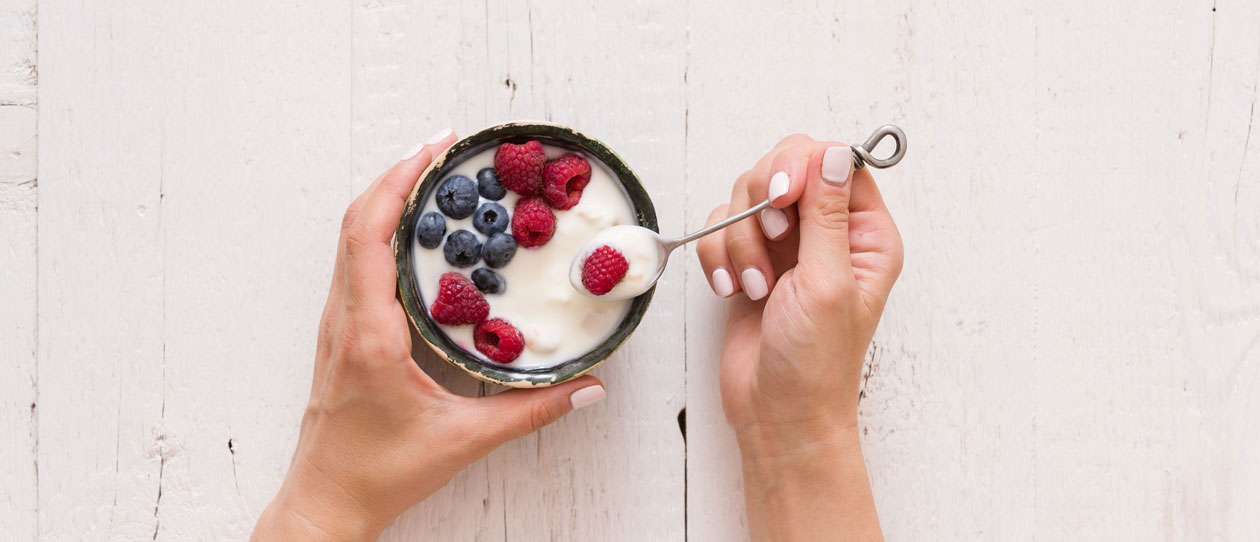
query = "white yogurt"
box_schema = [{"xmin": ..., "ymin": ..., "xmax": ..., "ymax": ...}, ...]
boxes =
[
  {"xmin": 569, "ymin": 225, "xmax": 664, "ymax": 301},
  {"xmin": 413, "ymin": 144, "xmax": 637, "ymax": 368}
]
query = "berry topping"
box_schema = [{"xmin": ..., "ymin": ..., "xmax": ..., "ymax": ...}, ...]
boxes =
[
  {"xmin": 482, "ymin": 232, "xmax": 518, "ymax": 268},
  {"xmin": 581, "ymin": 245, "xmax": 629, "ymax": 295},
  {"xmin": 443, "ymin": 229, "xmax": 482, "ymax": 268},
  {"xmin": 430, "ymin": 272, "xmax": 489, "ymax": 326},
  {"xmin": 471, "ymin": 267, "xmax": 505, "ymax": 294},
  {"xmin": 472, "ymin": 202, "xmax": 509, "ymax": 236},
  {"xmin": 476, "ymin": 167, "xmax": 507, "ymax": 200},
  {"xmin": 474, "ymin": 318, "xmax": 525, "ymax": 364},
  {"xmin": 416, "ymin": 211, "xmax": 446, "ymax": 249},
  {"xmin": 435, "ymin": 175, "xmax": 479, "ymax": 219},
  {"xmin": 511, "ymin": 197, "xmax": 557, "ymax": 248},
  {"xmin": 493, "ymin": 141, "xmax": 545, "ymax": 196},
  {"xmin": 542, "ymin": 153, "xmax": 592, "ymax": 210}
]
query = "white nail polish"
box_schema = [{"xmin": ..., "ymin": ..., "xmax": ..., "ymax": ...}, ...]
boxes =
[
  {"xmin": 570, "ymin": 385, "xmax": 606, "ymax": 410},
  {"xmin": 760, "ymin": 208, "xmax": 789, "ymax": 239},
  {"xmin": 401, "ymin": 142, "xmax": 426, "ymax": 162},
  {"xmin": 768, "ymin": 171, "xmax": 790, "ymax": 202},
  {"xmin": 741, "ymin": 268, "xmax": 769, "ymax": 300},
  {"xmin": 425, "ymin": 127, "xmax": 454, "ymax": 146},
  {"xmin": 711, "ymin": 268, "xmax": 735, "ymax": 297},
  {"xmin": 821, "ymin": 146, "xmax": 853, "ymax": 186}
]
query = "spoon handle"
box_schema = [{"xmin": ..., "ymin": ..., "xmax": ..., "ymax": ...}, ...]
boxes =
[
  {"xmin": 665, "ymin": 199, "xmax": 773, "ymax": 251},
  {"xmin": 663, "ymin": 124, "xmax": 908, "ymax": 253}
]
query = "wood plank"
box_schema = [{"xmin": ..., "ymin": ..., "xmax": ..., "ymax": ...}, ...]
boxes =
[
  {"xmin": 353, "ymin": 1, "xmax": 688, "ymax": 540},
  {"xmin": 37, "ymin": 1, "xmax": 351, "ymax": 539},
  {"xmin": 152, "ymin": 3, "xmax": 352, "ymax": 540},
  {"xmin": 0, "ymin": 2, "xmax": 38, "ymax": 539},
  {"xmin": 37, "ymin": 2, "xmax": 167, "ymax": 539}
]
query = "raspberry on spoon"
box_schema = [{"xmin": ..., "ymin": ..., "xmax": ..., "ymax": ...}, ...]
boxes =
[{"xmin": 581, "ymin": 245, "xmax": 630, "ymax": 295}]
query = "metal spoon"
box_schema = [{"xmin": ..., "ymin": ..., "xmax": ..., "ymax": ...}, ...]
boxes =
[{"xmin": 569, "ymin": 125, "xmax": 908, "ymax": 300}]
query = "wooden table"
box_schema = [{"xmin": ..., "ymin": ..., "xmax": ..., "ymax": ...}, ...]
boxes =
[{"xmin": 4, "ymin": 1, "xmax": 1259, "ymax": 540}]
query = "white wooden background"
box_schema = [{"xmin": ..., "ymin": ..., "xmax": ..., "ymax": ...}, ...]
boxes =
[{"xmin": 3, "ymin": 0, "xmax": 1259, "ymax": 540}]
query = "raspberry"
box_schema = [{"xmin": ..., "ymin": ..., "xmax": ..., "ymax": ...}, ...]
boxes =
[
  {"xmin": 474, "ymin": 318, "xmax": 525, "ymax": 364},
  {"xmin": 429, "ymin": 272, "xmax": 489, "ymax": 326},
  {"xmin": 581, "ymin": 245, "xmax": 629, "ymax": 295},
  {"xmin": 511, "ymin": 197, "xmax": 557, "ymax": 248},
  {"xmin": 493, "ymin": 141, "xmax": 545, "ymax": 196},
  {"xmin": 541, "ymin": 153, "xmax": 592, "ymax": 210}
]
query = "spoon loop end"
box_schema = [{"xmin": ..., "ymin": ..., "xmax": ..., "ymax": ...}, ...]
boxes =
[{"xmin": 852, "ymin": 125, "xmax": 907, "ymax": 169}]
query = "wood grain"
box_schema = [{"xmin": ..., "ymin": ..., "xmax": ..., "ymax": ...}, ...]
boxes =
[
  {"xmin": 12, "ymin": 1, "xmax": 1260, "ymax": 540},
  {"xmin": 1, "ymin": 1, "xmax": 37, "ymax": 539}
]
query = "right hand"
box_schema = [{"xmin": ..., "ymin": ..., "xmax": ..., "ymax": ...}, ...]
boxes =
[{"xmin": 694, "ymin": 133, "xmax": 904, "ymax": 455}]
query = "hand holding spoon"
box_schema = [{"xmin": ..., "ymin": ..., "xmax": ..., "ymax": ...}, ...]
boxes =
[{"xmin": 569, "ymin": 125, "xmax": 908, "ymax": 301}]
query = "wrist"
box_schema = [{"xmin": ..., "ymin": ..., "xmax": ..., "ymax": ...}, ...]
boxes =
[
  {"xmin": 253, "ymin": 475, "xmax": 383, "ymax": 542},
  {"xmin": 733, "ymin": 409, "xmax": 859, "ymax": 462},
  {"xmin": 736, "ymin": 423, "xmax": 881, "ymax": 542}
]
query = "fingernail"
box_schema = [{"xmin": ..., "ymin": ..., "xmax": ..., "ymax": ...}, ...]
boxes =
[
  {"xmin": 768, "ymin": 171, "xmax": 790, "ymax": 203},
  {"xmin": 425, "ymin": 127, "xmax": 454, "ymax": 146},
  {"xmin": 570, "ymin": 385, "xmax": 606, "ymax": 410},
  {"xmin": 759, "ymin": 207, "xmax": 789, "ymax": 239},
  {"xmin": 711, "ymin": 268, "xmax": 735, "ymax": 297},
  {"xmin": 821, "ymin": 146, "xmax": 853, "ymax": 186},
  {"xmin": 740, "ymin": 268, "xmax": 769, "ymax": 300},
  {"xmin": 401, "ymin": 142, "xmax": 426, "ymax": 162}
]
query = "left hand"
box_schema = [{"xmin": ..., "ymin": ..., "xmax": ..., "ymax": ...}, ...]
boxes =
[{"xmin": 252, "ymin": 129, "xmax": 607, "ymax": 541}]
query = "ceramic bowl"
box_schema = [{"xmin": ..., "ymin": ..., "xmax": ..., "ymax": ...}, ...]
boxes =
[{"xmin": 395, "ymin": 121, "xmax": 658, "ymax": 388}]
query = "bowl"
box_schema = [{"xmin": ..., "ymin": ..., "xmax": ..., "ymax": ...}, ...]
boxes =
[{"xmin": 394, "ymin": 121, "xmax": 658, "ymax": 388}]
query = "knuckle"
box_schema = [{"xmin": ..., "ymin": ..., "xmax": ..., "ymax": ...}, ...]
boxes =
[
  {"xmin": 340, "ymin": 204, "xmax": 361, "ymax": 232},
  {"xmin": 776, "ymin": 133, "xmax": 813, "ymax": 148},
  {"xmin": 706, "ymin": 204, "xmax": 730, "ymax": 223},
  {"xmin": 809, "ymin": 198, "xmax": 851, "ymax": 231},
  {"xmin": 343, "ymin": 223, "xmax": 372, "ymax": 257},
  {"xmin": 527, "ymin": 400, "xmax": 558, "ymax": 433}
]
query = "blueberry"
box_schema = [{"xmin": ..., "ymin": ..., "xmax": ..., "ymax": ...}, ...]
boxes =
[
  {"xmin": 477, "ymin": 167, "xmax": 506, "ymax": 200},
  {"xmin": 435, "ymin": 175, "xmax": 478, "ymax": 219},
  {"xmin": 443, "ymin": 230, "xmax": 482, "ymax": 267},
  {"xmin": 473, "ymin": 202, "xmax": 509, "ymax": 235},
  {"xmin": 471, "ymin": 268, "xmax": 505, "ymax": 294},
  {"xmin": 416, "ymin": 212, "xmax": 446, "ymax": 249},
  {"xmin": 482, "ymin": 232, "xmax": 517, "ymax": 268}
]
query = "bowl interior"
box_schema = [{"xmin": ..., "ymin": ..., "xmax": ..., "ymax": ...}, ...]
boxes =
[{"xmin": 395, "ymin": 122, "xmax": 658, "ymax": 387}]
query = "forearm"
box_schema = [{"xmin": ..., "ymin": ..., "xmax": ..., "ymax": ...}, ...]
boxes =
[{"xmin": 738, "ymin": 424, "xmax": 882, "ymax": 542}]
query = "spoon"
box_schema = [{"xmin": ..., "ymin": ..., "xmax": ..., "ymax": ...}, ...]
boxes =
[{"xmin": 569, "ymin": 125, "xmax": 908, "ymax": 300}]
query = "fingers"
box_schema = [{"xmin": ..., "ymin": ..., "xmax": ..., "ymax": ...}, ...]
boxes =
[
  {"xmin": 470, "ymin": 376, "xmax": 606, "ymax": 445},
  {"xmin": 794, "ymin": 141, "xmax": 857, "ymax": 294},
  {"xmin": 847, "ymin": 167, "xmax": 904, "ymax": 309},
  {"xmin": 342, "ymin": 129, "xmax": 457, "ymax": 305},
  {"xmin": 696, "ymin": 204, "xmax": 737, "ymax": 297},
  {"xmin": 724, "ymin": 174, "xmax": 775, "ymax": 301}
]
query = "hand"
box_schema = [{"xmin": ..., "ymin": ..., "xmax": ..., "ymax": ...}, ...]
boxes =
[
  {"xmin": 695, "ymin": 134, "xmax": 903, "ymax": 541},
  {"xmin": 252, "ymin": 130, "xmax": 607, "ymax": 541}
]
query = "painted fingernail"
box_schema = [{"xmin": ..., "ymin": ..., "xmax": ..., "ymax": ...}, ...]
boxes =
[
  {"xmin": 711, "ymin": 268, "xmax": 735, "ymax": 297},
  {"xmin": 759, "ymin": 207, "xmax": 789, "ymax": 239},
  {"xmin": 401, "ymin": 142, "xmax": 427, "ymax": 161},
  {"xmin": 740, "ymin": 268, "xmax": 769, "ymax": 300},
  {"xmin": 570, "ymin": 385, "xmax": 606, "ymax": 410},
  {"xmin": 425, "ymin": 127, "xmax": 454, "ymax": 146},
  {"xmin": 768, "ymin": 171, "xmax": 790, "ymax": 202},
  {"xmin": 821, "ymin": 146, "xmax": 853, "ymax": 186}
]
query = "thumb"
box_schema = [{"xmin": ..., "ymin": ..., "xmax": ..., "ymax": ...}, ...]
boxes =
[
  {"xmin": 473, "ymin": 376, "xmax": 606, "ymax": 445},
  {"xmin": 796, "ymin": 142, "xmax": 857, "ymax": 288}
]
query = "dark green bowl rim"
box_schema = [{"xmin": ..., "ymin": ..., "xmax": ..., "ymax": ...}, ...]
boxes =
[{"xmin": 394, "ymin": 121, "xmax": 658, "ymax": 387}]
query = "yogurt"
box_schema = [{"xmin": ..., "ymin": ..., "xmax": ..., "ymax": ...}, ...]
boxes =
[
  {"xmin": 569, "ymin": 225, "xmax": 664, "ymax": 301},
  {"xmin": 413, "ymin": 144, "xmax": 638, "ymax": 368}
]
